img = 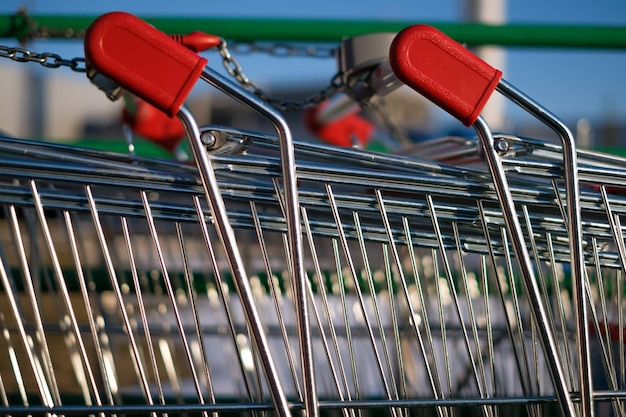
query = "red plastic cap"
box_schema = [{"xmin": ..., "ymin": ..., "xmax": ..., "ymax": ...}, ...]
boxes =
[
  {"xmin": 304, "ymin": 102, "xmax": 375, "ymax": 148},
  {"xmin": 389, "ymin": 24, "xmax": 502, "ymax": 127},
  {"xmin": 85, "ymin": 12, "xmax": 208, "ymax": 117},
  {"xmin": 122, "ymin": 97, "xmax": 186, "ymax": 153},
  {"xmin": 170, "ymin": 31, "xmax": 221, "ymax": 53}
]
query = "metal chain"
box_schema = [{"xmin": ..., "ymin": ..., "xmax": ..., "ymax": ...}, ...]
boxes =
[
  {"xmin": 8, "ymin": 8, "xmax": 345, "ymax": 110},
  {"xmin": 12, "ymin": 8, "xmax": 83, "ymax": 43},
  {"xmin": 0, "ymin": 45, "xmax": 87, "ymax": 73},
  {"xmin": 0, "ymin": 35, "xmax": 342, "ymax": 110},
  {"xmin": 0, "ymin": 39, "xmax": 341, "ymax": 110},
  {"xmin": 228, "ymin": 41, "xmax": 337, "ymax": 59},
  {"xmin": 218, "ymin": 38, "xmax": 344, "ymax": 111}
]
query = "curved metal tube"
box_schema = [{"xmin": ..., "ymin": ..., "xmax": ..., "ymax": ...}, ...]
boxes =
[
  {"xmin": 472, "ymin": 116, "xmax": 577, "ymax": 417},
  {"xmin": 177, "ymin": 105, "xmax": 292, "ymax": 417},
  {"xmin": 497, "ymin": 79, "xmax": 593, "ymax": 417},
  {"xmin": 196, "ymin": 66, "xmax": 318, "ymax": 417},
  {"xmin": 199, "ymin": 68, "xmax": 317, "ymax": 417}
]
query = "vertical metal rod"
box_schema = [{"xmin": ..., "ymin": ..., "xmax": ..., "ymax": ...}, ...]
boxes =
[
  {"xmin": 0, "ymin": 309, "xmax": 29, "ymax": 407},
  {"xmin": 472, "ymin": 116, "xmax": 576, "ymax": 417},
  {"xmin": 0, "ymin": 226, "xmax": 54, "ymax": 409},
  {"xmin": 521, "ymin": 206, "xmax": 568, "ymax": 382},
  {"xmin": 192, "ymin": 196, "xmax": 259, "ymax": 409},
  {"xmin": 0, "ymin": 331, "xmax": 12, "ymax": 408},
  {"xmin": 451, "ymin": 222, "xmax": 491, "ymax": 401},
  {"xmin": 301, "ymin": 207, "xmax": 354, "ymax": 409},
  {"xmin": 544, "ymin": 230, "xmax": 575, "ymax": 385},
  {"xmin": 175, "ymin": 222, "xmax": 218, "ymax": 414},
  {"xmin": 330, "ymin": 238, "xmax": 361, "ymax": 399},
  {"xmin": 479, "ymin": 255, "xmax": 496, "ymax": 398},
  {"xmin": 7, "ymin": 206, "xmax": 60, "ymax": 406},
  {"xmin": 141, "ymin": 192, "xmax": 207, "ymax": 415},
  {"xmin": 72, "ymin": 211, "xmax": 121, "ymax": 408},
  {"xmin": 31, "ymin": 180, "xmax": 103, "ymax": 411},
  {"xmin": 401, "ymin": 217, "xmax": 447, "ymax": 417},
  {"xmin": 497, "ymin": 79, "xmax": 592, "ymax": 417},
  {"xmin": 85, "ymin": 185, "xmax": 154, "ymax": 412},
  {"xmin": 426, "ymin": 196, "xmax": 490, "ymax": 417},
  {"xmin": 376, "ymin": 191, "xmax": 449, "ymax": 417},
  {"xmin": 64, "ymin": 211, "xmax": 117, "ymax": 409},
  {"xmin": 250, "ymin": 202, "xmax": 303, "ymax": 400},
  {"xmin": 200, "ymin": 67, "xmax": 316, "ymax": 417},
  {"xmin": 588, "ymin": 238, "xmax": 624, "ymax": 417},
  {"xmin": 353, "ymin": 212, "xmax": 400, "ymax": 401},
  {"xmin": 327, "ymin": 184, "xmax": 397, "ymax": 413},
  {"xmin": 380, "ymin": 244, "xmax": 407, "ymax": 413},
  {"xmin": 120, "ymin": 217, "xmax": 167, "ymax": 409},
  {"xmin": 598, "ymin": 188, "xmax": 626, "ymax": 415},
  {"xmin": 428, "ymin": 246, "xmax": 452, "ymax": 399},
  {"xmin": 177, "ymin": 105, "xmax": 291, "ymax": 417}
]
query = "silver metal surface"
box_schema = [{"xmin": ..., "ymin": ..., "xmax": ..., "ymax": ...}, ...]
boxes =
[
  {"xmin": 497, "ymin": 79, "xmax": 593, "ymax": 417},
  {"xmin": 177, "ymin": 105, "xmax": 291, "ymax": 417},
  {"xmin": 2, "ymin": 56, "xmax": 626, "ymax": 417},
  {"xmin": 472, "ymin": 116, "xmax": 576, "ymax": 417},
  {"xmin": 0, "ymin": 127, "xmax": 625, "ymax": 416},
  {"xmin": 200, "ymin": 67, "xmax": 318, "ymax": 417}
]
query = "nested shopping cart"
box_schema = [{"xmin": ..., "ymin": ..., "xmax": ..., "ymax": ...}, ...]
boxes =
[{"xmin": 0, "ymin": 10, "xmax": 625, "ymax": 417}]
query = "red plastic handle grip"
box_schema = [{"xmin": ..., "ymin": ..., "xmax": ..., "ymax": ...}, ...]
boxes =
[
  {"xmin": 85, "ymin": 12, "xmax": 208, "ymax": 117},
  {"xmin": 170, "ymin": 31, "xmax": 221, "ymax": 53},
  {"xmin": 389, "ymin": 25, "xmax": 502, "ymax": 127}
]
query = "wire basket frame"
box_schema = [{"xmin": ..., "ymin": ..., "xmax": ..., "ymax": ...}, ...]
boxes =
[{"xmin": 0, "ymin": 122, "xmax": 625, "ymax": 416}]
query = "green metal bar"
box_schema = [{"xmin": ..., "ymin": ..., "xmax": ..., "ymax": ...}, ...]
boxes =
[{"xmin": 1, "ymin": 14, "xmax": 626, "ymax": 49}]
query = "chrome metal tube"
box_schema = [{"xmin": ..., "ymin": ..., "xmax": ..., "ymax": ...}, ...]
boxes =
[
  {"xmin": 472, "ymin": 116, "xmax": 577, "ymax": 417},
  {"xmin": 497, "ymin": 79, "xmax": 593, "ymax": 417},
  {"xmin": 177, "ymin": 105, "xmax": 291, "ymax": 417},
  {"xmin": 199, "ymin": 67, "xmax": 317, "ymax": 417}
]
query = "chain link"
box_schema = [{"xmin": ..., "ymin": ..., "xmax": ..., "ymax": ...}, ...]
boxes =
[
  {"xmin": 218, "ymin": 38, "xmax": 344, "ymax": 111},
  {"xmin": 0, "ymin": 40, "xmax": 340, "ymax": 110},
  {"xmin": 0, "ymin": 45, "xmax": 87, "ymax": 72},
  {"xmin": 8, "ymin": 8, "xmax": 345, "ymax": 109},
  {"xmin": 229, "ymin": 41, "xmax": 337, "ymax": 59},
  {"xmin": 0, "ymin": 38, "xmax": 341, "ymax": 110}
]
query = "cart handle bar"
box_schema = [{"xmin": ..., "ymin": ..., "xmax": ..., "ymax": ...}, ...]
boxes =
[{"xmin": 389, "ymin": 23, "xmax": 593, "ymax": 417}]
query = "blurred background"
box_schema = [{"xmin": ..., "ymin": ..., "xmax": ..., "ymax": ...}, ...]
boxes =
[{"xmin": 0, "ymin": 0, "xmax": 625, "ymax": 152}]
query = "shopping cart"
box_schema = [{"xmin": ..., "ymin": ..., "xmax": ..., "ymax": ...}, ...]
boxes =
[{"xmin": 0, "ymin": 10, "xmax": 625, "ymax": 417}]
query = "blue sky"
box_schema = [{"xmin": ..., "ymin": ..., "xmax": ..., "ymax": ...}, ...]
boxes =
[{"xmin": 1, "ymin": 0, "xmax": 625, "ymax": 127}]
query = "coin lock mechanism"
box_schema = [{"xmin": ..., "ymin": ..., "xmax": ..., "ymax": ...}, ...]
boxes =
[{"xmin": 338, "ymin": 32, "xmax": 403, "ymax": 102}]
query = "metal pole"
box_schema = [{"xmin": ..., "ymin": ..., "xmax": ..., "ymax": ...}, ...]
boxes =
[
  {"xmin": 2, "ymin": 14, "xmax": 626, "ymax": 49},
  {"xmin": 199, "ymin": 67, "xmax": 318, "ymax": 417},
  {"xmin": 472, "ymin": 115, "xmax": 577, "ymax": 417},
  {"xmin": 497, "ymin": 79, "xmax": 594, "ymax": 417},
  {"xmin": 178, "ymin": 105, "xmax": 292, "ymax": 417},
  {"xmin": 463, "ymin": 0, "xmax": 507, "ymax": 130}
]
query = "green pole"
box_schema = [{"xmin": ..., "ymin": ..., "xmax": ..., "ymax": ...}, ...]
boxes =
[{"xmin": 1, "ymin": 14, "xmax": 626, "ymax": 49}]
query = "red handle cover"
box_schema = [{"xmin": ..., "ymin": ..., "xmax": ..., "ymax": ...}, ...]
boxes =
[
  {"xmin": 304, "ymin": 101, "xmax": 375, "ymax": 148},
  {"xmin": 170, "ymin": 31, "xmax": 221, "ymax": 53},
  {"xmin": 85, "ymin": 12, "xmax": 208, "ymax": 117},
  {"xmin": 389, "ymin": 25, "xmax": 502, "ymax": 127}
]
